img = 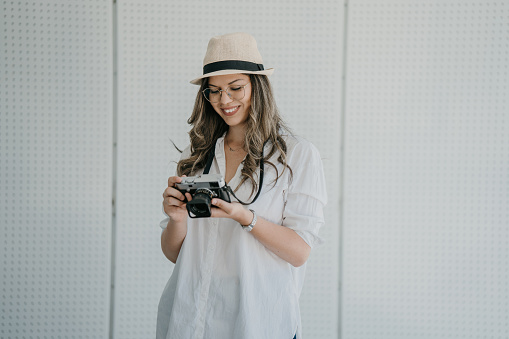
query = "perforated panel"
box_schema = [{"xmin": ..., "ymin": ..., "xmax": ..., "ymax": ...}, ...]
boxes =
[
  {"xmin": 0, "ymin": 1, "xmax": 113, "ymax": 338},
  {"xmin": 114, "ymin": 1, "xmax": 342, "ymax": 338},
  {"xmin": 343, "ymin": 1, "xmax": 509, "ymax": 338}
]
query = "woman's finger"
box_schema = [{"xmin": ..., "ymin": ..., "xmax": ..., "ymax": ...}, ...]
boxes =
[
  {"xmin": 163, "ymin": 186, "xmax": 185, "ymax": 201},
  {"xmin": 210, "ymin": 206, "xmax": 229, "ymax": 219},
  {"xmin": 165, "ymin": 196, "xmax": 186, "ymax": 207},
  {"xmin": 211, "ymin": 198, "xmax": 235, "ymax": 214},
  {"xmin": 167, "ymin": 175, "xmax": 183, "ymax": 187}
]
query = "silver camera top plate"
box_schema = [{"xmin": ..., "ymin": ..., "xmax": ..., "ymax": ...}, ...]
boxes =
[{"xmin": 176, "ymin": 174, "xmax": 226, "ymax": 191}]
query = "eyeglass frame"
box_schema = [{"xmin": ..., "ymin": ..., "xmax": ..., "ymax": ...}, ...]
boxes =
[{"xmin": 202, "ymin": 83, "xmax": 250, "ymax": 103}]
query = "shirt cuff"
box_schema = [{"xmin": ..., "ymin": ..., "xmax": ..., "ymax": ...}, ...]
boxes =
[{"xmin": 159, "ymin": 217, "xmax": 170, "ymax": 230}]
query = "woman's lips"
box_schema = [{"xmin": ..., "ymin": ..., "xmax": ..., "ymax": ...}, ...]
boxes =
[{"xmin": 221, "ymin": 106, "xmax": 240, "ymax": 116}]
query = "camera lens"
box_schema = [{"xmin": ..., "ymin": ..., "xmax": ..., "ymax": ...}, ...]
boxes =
[{"xmin": 186, "ymin": 188, "xmax": 215, "ymax": 218}]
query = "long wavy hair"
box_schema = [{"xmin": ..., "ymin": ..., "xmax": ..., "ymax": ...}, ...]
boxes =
[{"xmin": 177, "ymin": 74, "xmax": 292, "ymax": 196}]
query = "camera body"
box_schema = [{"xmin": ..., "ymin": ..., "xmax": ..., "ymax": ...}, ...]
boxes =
[{"xmin": 175, "ymin": 174, "xmax": 231, "ymax": 218}]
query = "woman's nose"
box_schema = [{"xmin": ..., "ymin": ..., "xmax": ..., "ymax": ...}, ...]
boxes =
[{"xmin": 219, "ymin": 90, "xmax": 233, "ymax": 104}]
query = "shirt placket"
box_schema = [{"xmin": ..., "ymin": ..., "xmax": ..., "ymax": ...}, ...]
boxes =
[{"xmin": 193, "ymin": 217, "xmax": 218, "ymax": 339}]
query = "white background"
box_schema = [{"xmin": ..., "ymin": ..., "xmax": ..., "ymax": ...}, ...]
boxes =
[{"xmin": 1, "ymin": 1, "xmax": 508, "ymax": 338}]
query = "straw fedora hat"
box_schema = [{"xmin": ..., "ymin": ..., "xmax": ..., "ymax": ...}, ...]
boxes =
[{"xmin": 190, "ymin": 32, "xmax": 274, "ymax": 85}]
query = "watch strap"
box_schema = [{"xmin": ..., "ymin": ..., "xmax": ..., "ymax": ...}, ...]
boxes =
[{"xmin": 241, "ymin": 209, "xmax": 257, "ymax": 232}]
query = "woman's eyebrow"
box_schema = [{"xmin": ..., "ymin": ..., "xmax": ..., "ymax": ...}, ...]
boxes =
[{"xmin": 208, "ymin": 79, "xmax": 243, "ymax": 87}]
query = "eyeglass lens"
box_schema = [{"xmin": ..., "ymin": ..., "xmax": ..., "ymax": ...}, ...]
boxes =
[{"xmin": 203, "ymin": 85, "xmax": 246, "ymax": 103}]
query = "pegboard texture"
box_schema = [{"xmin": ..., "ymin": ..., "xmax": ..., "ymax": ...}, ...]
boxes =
[
  {"xmin": 114, "ymin": 0, "xmax": 342, "ymax": 338},
  {"xmin": 0, "ymin": 1, "xmax": 113, "ymax": 338},
  {"xmin": 343, "ymin": 1, "xmax": 509, "ymax": 338}
]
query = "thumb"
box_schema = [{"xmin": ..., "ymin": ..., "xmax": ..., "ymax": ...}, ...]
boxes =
[{"xmin": 212, "ymin": 198, "xmax": 233, "ymax": 213}]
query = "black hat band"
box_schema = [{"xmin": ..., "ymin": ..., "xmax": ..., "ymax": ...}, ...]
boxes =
[{"xmin": 203, "ymin": 60, "xmax": 264, "ymax": 75}]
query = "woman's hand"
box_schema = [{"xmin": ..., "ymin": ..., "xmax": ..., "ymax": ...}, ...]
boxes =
[
  {"xmin": 211, "ymin": 197, "xmax": 310, "ymax": 266},
  {"xmin": 162, "ymin": 176, "xmax": 192, "ymax": 223},
  {"xmin": 210, "ymin": 198, "xmax": 253, "ymax": 226}
]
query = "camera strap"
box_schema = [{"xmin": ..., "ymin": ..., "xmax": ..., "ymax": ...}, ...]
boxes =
[{"xmin": 203, "ymin": 141, "xmax": 265, "ymax": 206}]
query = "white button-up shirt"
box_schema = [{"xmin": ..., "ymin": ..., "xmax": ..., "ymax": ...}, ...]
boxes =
[{"xmin": 157, "ymin": 134, "xmax": 327, "ymax": 339}]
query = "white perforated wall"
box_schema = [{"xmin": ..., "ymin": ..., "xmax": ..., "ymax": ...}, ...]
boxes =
[
  {"xmin": 3, "ymin": 1, "xmax": 507, "ymax": 338},
  {"xmin": 0, "ymin": 1, "xmax": 113, "ymax": 338},
  {"xmin": 114, "ymin": 1, "xmax": 342, "ymax": 338},
  {"xmin": 343, "ymin": 1, "xmax": 509, "ymax": 338}
]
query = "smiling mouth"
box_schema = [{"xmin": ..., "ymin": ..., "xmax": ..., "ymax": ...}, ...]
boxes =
[{"xmin": 221, "ymin": 106, "xmax": 240, "ymax": 116}]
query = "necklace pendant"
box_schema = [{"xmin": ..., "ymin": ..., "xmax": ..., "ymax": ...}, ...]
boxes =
[{"xmin": 226, "ymin": 139, "xmax": 241, "ymax": 152}]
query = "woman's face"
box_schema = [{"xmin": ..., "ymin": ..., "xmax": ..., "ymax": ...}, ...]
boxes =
[{"xmin": 207, "ymin": 73, "xmax": 252, "ymax": 129}]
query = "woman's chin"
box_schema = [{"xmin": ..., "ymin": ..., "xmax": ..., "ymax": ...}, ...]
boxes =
[{"xmin": 220, "ymin": 115, "xmax": 248, "ymax": 128}]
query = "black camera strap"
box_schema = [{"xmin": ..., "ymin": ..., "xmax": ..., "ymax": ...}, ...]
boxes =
[
  {"xmin": 203, "ymin": 142, "xmax": 265, "ymax": 206},
  {"xmin": 203, "ymin": 146, "xmax": 216, "ymax": 175}
]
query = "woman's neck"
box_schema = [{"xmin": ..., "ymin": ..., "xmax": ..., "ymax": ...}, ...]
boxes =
[{"xmin": 226, "ymin": 125, "xmax": 246, "ymax": 147}]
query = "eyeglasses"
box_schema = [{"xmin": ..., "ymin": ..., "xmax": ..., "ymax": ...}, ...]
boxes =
[{"xmin": 202, "ymin": 83, "xmax": 250, "ymax": 103}]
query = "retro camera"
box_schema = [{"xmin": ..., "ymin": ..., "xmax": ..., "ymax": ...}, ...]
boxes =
[{"xmin": 175, "ymin": 174, "xmax": 231, "ymax": 218}]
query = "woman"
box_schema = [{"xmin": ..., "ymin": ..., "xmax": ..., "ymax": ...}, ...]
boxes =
[{"xmin": 157, "ymin": 32, "xmax": 327, "ymax": 339}]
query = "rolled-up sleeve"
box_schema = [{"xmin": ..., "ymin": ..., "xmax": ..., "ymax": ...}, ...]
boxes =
[
  {"xmin": 160, "ymin": 217, "xmax": 170, "ymax": 230},
  {"xmin": 282, "ymin": 140, "xmax": 328, "ymax": 248}
]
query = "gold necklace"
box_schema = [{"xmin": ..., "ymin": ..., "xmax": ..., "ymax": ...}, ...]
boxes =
[{"xmin": 226, "ymin": 138, "xmax": 243, "ymax": 152}]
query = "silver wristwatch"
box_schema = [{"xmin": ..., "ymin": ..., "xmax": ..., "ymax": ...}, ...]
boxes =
[{"xmin": 241, "ymin": 209, "xmax": 257, "ymax": 232}]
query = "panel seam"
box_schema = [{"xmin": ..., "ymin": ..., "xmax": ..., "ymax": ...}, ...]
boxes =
[
  {"xmin": 109, "ymin": 0, "xmax": 118, "ymax": 338},
  {"xmin": 338, "ymin": 0, "xmax": 350, "ymax": 338}
]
